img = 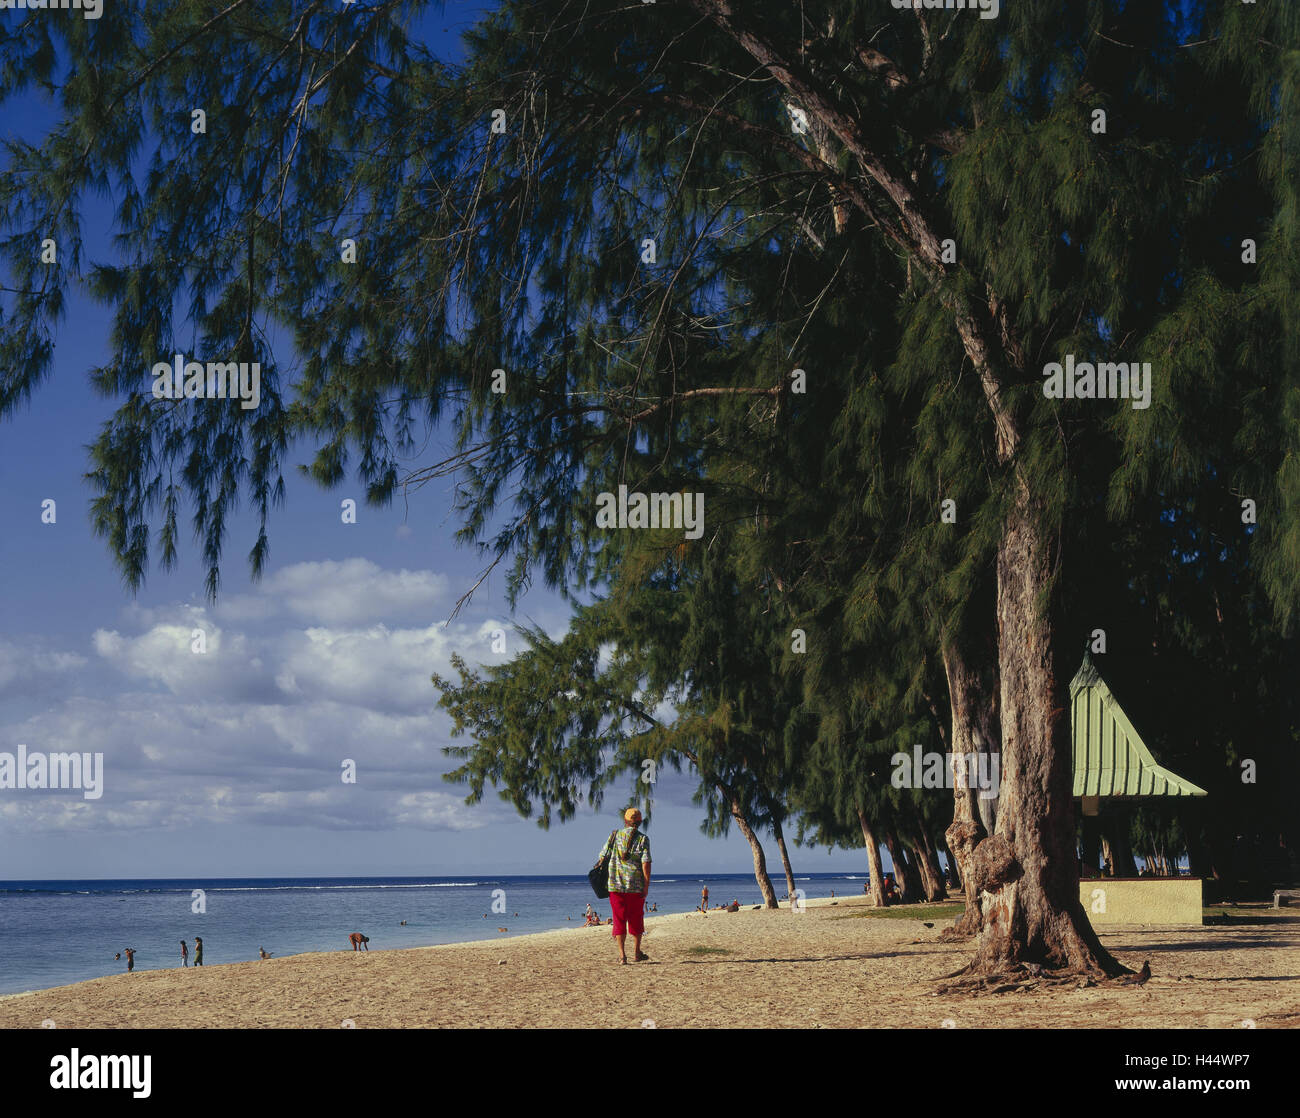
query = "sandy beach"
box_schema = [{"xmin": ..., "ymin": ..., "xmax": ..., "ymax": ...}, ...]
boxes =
[{"xmin": 3, "ymin": 897, "xmax": 1297, "ymax": 1029}]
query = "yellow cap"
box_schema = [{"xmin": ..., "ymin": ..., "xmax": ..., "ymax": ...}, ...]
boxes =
[{"xmin": 624, "ymin": 807, "xmax": 642, "ymax": 824}]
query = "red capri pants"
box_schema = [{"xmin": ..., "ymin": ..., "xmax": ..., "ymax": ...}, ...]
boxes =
[{"xmin": 608, "ymin": 891, "xmax": 645, "ymax": 937}]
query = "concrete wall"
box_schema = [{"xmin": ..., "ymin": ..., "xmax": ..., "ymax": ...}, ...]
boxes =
[{"xmin": 1079, "ymin": 877, "xmax": 1202, "ymax": 926}]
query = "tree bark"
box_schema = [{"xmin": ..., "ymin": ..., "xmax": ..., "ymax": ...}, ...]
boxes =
[
  {"xmin": 685, "ymin": 0, "xmax": 1121, "ymax": 977},
  {"xmin": 962, "ymin": 486, "xmax": 1126, "ymax": 977},
  {"xmin": 917, "ymin": 823, "xmax": 949, "ymax": 902},
  {"xmin": 906, "ymin": 829, "xmax": 946, "ymax": 902},
  {"xmin": 941, "ymin": 636, "xmax": 999, "ymax": 935},
  {"xmin": 856, "ymin": 803, "xmax": 887, "ymax": 907},
  {"xmin": 731, "ymin": 800, "xmax": 779, "ymax": 908},
  {"xmin": 1104, "ymin": 809, "xmax": 1138, "ymax": 877},
  {"xmin": 884, "ymin": 829, "xmax": 921, "ymax": 904},
  {"xmin": 772, "ymin": 817, "xmax": 798, "ymax": 901},
  {"xmin": 903, "ymin": 801, "xmax": 947, "ymax": 901}
]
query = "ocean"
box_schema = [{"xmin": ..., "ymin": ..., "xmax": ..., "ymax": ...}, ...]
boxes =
[{"xmin": 0, "ymin": 872, "xmax": 871, "ymax": 995}]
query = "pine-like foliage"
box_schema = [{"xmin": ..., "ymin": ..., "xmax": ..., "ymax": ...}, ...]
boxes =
[{"xmin": 2, "ymin": 1, "xmax": 1297, "ymax": 883}]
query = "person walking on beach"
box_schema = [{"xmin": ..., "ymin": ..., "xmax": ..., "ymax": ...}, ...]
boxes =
[
  {"xmin": 701, "ymin": 885, "xmax": 709, "ymax": 914},
  {"xmin": 180, "ymin": 939, "xmax": 188, "ymax": 967},
  {"xmin": 193, "ymin": 937, "xmax": 203, "ymax": 966},
  {"xmin": 598, "ymin": 807, "xmax": 652, "ymax": 965}
]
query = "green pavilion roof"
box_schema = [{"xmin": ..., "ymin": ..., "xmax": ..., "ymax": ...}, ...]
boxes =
[{"xmin": 1070, "ymin": 657, "xmax": 1207, "ymax": 798}]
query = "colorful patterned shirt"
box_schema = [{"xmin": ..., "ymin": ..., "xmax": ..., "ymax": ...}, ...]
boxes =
[{"xmin": 602, "ymin": 826, "xmax": 651, "ymax": 894}]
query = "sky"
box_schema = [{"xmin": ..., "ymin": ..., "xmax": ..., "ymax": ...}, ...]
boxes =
[{"xmin": 0, "ymin": 1, "xmax": 877, "ymax": 881}]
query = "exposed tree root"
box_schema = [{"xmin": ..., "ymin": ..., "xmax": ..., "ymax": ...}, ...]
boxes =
[{"xmin": 934, "ymin": 958, "xmax": 1149, "ymax": 997}]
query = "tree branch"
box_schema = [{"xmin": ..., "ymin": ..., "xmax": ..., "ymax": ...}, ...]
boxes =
[{"xmin": 685, "ymin": 0, "xmax": 1023, "ymax": 458}]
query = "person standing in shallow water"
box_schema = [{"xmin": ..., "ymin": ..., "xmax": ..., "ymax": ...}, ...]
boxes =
[
  {"xmin": 193, "ymin": 937, "xmax": 203, "ymax": 967},
  {"xmin": 598, "ymin": 807, "xmax": 652, "ymax": 965},
  {"xmin": 180, "ymin": 939, "xmax": 188, "ymax": 967}
]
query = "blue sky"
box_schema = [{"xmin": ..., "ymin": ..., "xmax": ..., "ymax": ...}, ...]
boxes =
[{"xmin": 0, "ymin": 1, "xmax": 877, "ymax": 881}]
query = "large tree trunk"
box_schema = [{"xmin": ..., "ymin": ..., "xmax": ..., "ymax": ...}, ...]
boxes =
[
  {"xmin": 771, "ymin": 817, "xmax": 798, "ymax": 901},
  {"xmin": 856, "ymin": 803, "xmax": 887, "ymax": 907},
  {"xmin": 906, "ymin": 830, "xmax": 946, "ymax": 902},
  {"xmin": 731, "ymin": 801, "xmax": 779, "ymax": 909},
  {"xmin": 941, "ymin": 636, "xmax": 999, "ymax": 936},
  {"xmin": 1104, "ymin": 808, "xmax": 1138, "ymax": 877},
  {"xmin": 916, "ymin": 824, "xmax": 949, "ymax": 902},
  {"xmin": 884, "ymin": 829, "xmax": 921, "ymax": 904},
  {"xmin": 903, "ymin": 802, "xmax": 947, "ymax": 901},
  {"xmin": 687, "ymin": 0, "xmax": 1121, "ymax": 983},
  {"xmin": 1185, "ymin": 824, "xmax": 1211, "ymax": 882},
  {"xmin": 961, "ymin": 487, "xmax": 1126, "ymax": 978}
]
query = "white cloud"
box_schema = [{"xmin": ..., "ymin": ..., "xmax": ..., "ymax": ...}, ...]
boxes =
[
  {"xmin": 0, "ymin": 639, "xmax": 87, "ymax": 698},
  {"xmin": 0, "ymin": 558, "xmax": 513, "ymax": 835},
  {"xmin": 0, "ymin": 692, "xmax": 490, "ymax": 834},
  {"xmin": 218, "ymin": 558, "xmax": 449, "ymax": 626}
]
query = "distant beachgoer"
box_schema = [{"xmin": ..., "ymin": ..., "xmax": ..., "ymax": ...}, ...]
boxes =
[
  {"xmin": 180, "ymin": 940, "xmax": 188, "ymax": 967},
  {"xmin": 596, "ymin": 807, "xmax": 651, "ymax": 964},
  {"xmin": 830, "ymin": 890, "xmax": 835, "ymax": 899},
  {"xmin": 259, "ymin": 947, "xmax": 272, "ymax": 960},
  {"xmin": 701, "ymin": 885, "xmax": 709, "ymax": 913},
  {"xmin": 124, "ymin": 948, "xmax": 135, "ymax": 972},
  {"xmin": 193, "ymin": 937, "xmax": 203, "ymax": 966},
  {"xmin": 349, "ymin": 932, "xmax": 370, "ymax": 951},
  {"xmin": 400, "ymin": 920, "xmax": 407, "ymax": 926},
  {"xmin": 585, "ymin": 902, "xmax": 595, "ymax": 920},
  {"xmin": 114, "ymin": 952, "xmax": 121, "ymax": 961}
]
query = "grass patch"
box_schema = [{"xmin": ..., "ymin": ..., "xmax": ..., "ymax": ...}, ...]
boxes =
[
  {"xmin": 682, "ymin": 945, "xmax": 733, "ymax": 956},
  {"xmin": 832, "ymin": 903, "xmax": 965, "ymax": 922}
]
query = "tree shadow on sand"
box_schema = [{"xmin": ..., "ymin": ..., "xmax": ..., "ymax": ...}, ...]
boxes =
[
  {"xmin": 1105, "ymin": 937, "xmax": 1298, "ymax": 954},
  {"xmin": 676, "ymin": 949, "xmax": 964, "ymax": 965}
]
